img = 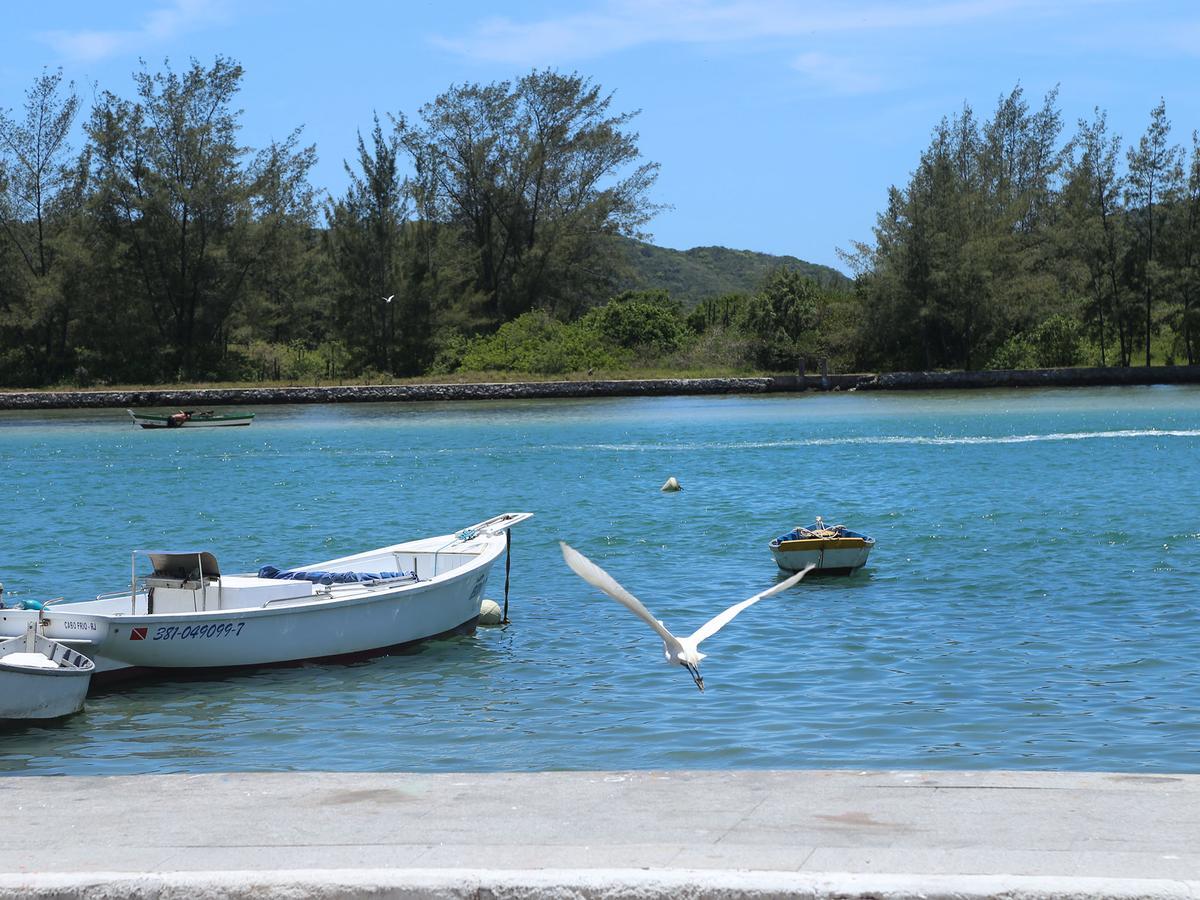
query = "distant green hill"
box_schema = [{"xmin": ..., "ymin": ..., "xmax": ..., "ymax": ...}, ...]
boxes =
[{"xmin": 613, "ymin": 236, "xmax": 850, "ymax": 307}]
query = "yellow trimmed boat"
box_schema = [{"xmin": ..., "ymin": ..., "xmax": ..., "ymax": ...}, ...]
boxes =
[{"xmin": 769, "ymin": 517, "xmax": 874, "ymax": 575}]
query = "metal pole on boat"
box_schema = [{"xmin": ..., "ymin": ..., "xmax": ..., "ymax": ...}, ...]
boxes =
[{"xmin": 502, "ymin": 529, "xmax": 512, "ymax": 624}]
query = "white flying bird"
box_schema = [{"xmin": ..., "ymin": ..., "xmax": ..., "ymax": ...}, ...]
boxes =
[
  {"xmin": 382, "ymin": 294, "xmax": 394, "ymax": 303},
  {"xmin": 560, "ymin": 542, "xmax": 815, "ymax": 692}
]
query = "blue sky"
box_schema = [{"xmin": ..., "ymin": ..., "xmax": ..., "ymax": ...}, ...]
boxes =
[{"xmin": 3, "ymin": 0, "xmax": 1199, "ymax": 271}]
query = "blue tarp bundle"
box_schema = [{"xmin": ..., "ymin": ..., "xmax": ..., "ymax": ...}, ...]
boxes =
[
  {"xmin": 257, "ymin": 565, "xmax": 415, "ymax": 586},
  {"xmin": 0, "ymin": 598, "xmax": 44, "ymax": 610}
]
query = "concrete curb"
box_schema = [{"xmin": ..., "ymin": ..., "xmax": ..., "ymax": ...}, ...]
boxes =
[
  {"xmin": 2, "ymin": 772, "xmax": 1196, "ymax": 896},
  {"xmin": 1, "ymin": 868, "xmax": 1196, "ymax": 900}
]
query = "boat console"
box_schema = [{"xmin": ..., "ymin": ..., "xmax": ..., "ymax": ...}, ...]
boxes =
[{"xmin": 143, "ymin": 551, "xmax": 316, "ymax": 612}]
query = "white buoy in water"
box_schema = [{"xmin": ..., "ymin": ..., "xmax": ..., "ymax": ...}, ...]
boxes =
[
  {"xmin": 478, "ymin": 599, "xmax": 504, "ymax": 626},
  {"xmin": 661, "ymin": 476, "xmax": 682, "ymax": 492}
]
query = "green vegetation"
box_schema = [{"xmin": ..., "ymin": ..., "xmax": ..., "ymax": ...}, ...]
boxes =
[
  {"xmin": 2, "ymin": 66, "xmax": 1198, "ymax": 390},
  {"xmin": 845, "ymin": 86, "xmax": 1200, "ymax": 371},
  {"xmin": 614, "ymin": 237, "xmax": 849, "ymax": 304}
]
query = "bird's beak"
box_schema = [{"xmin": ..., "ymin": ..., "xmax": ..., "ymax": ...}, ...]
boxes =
[{"xmin": 684, "ymin": 661, "xmax": 704, "ymax": 692}]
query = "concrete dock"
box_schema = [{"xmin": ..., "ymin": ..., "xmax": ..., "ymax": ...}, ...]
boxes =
[{"xmin": 0, "ymin": 769, "xmax": 1196, "ymax": 898}]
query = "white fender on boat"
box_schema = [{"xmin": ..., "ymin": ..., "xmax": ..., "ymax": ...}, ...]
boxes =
[
  {"xmin": 478, "ymin": 599, "xmax": 504, "ymax": 626},
  {"xmin": 661, "ymin": 476, "xmax": 682, "ymax": 492}
]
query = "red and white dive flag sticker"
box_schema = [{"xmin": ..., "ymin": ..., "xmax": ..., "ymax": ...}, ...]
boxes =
[{"xmin": 130, "ymin": 627, "xmax": 148, "ymax": 640}]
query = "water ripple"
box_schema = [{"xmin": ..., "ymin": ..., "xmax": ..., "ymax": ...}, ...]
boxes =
[{"xmin": 1, "ymin": 388, "xmax": 1198, "ymax": 775}]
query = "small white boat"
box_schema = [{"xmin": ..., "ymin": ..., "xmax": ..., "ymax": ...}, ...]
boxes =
[
  {"xmin": 769, "ymin": 518, "xmax": 874, "ymax": 575},
  {"xmin": 128, "ymin": 409, "xmax": 254, "ymax": 428},
  {"xmin": 0, "ymin": 513, "xmax": 532, "ymax": 678},
  {"xmin": 0, "ymin": 621, "xmax": 95, "ymax": 719}
]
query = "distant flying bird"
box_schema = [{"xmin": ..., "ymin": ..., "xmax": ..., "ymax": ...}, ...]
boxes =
[
  {"xmin": 382, "ymin": 295, "xmax": 394, "ymax": 303},
  {"xmin": 560, "ymin": 542, "xmax": 814, "ymax": 692}
]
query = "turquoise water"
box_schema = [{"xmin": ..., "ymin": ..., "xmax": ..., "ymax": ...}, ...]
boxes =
[{"xmin": 0, "ymin": 387, "xmax": 1198, "ymax": 775}]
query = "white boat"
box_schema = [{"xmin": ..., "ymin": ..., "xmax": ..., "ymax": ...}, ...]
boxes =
[
  {"xmin": 128, "ymin": 409, "xmax": 255, "ymax": 428},
  {"xmin": 769, "ymin": 518, "xmax": 874, "ymax": 575},
  {"xmin": 0, "ymin": 621, "xmax": 95, "ymax": 719},
  {"xmin": 0, "ymin": 513, "xmax": 532, "ymax": 678}
]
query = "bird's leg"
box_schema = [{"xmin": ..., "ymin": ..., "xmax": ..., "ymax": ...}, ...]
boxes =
[{"xmin": 683, "ymin": 661, "xmax": 704, "ymax": 692}]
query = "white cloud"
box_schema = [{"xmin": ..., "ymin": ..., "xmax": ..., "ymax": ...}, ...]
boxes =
[
  {"xmin": 41, "ymin": 0, "xmax": 229, "ymax": 62},
  {"xmin": 431, "ymin": 0, "xmax": 1092, "ymax": 66},
  {"xmin": 1078, "ymin": 15, "xmax": 1200, "ymax": 59},
  {"xmin": 791, "ymin": 51, "xmax": 885, "ymax": 96}
]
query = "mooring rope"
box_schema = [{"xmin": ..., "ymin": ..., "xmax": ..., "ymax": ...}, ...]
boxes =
[{"xmin": 502, "ymin": 529, "xmax": 512, "ymax": 624}]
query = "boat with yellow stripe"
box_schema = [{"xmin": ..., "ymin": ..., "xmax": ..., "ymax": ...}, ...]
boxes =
[{"xmin": 769, "ymin": 517, "xmax": 874, "ymax": 575}]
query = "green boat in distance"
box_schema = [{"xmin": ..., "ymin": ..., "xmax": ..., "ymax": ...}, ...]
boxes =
[{"xmin": 127, "ymin": 409, "xmax": 255, "ymax": 429}]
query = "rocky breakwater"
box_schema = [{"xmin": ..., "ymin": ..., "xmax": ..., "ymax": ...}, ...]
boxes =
[
  {"xmin": 0, "ymin": 377, "xmax": 786, "ymax": 411},
  {"xmin": 857, "ymin": 364, "xmax": 1200, "ymax": 390},
  {"xmin": 4, "ymin": 367, "xmax": 1197, "ymax": 410}
]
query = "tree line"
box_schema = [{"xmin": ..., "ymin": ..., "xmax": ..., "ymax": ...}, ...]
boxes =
[
  {"xmin": 844, "ymin": 86, "xmax": 1200, "ymax": 371},
  {"xmin": 0, "ymin": 59, "xmax": 659, "ymax": 387},
  {"xmin": 2, "ymin": 64, "xmax": 1198, "ymax": 389}
]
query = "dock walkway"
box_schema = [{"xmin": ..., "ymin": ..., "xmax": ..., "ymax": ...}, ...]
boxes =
[{"xmin": 0, "ymin": 769, "xmax": 1196, "ymax": 898}]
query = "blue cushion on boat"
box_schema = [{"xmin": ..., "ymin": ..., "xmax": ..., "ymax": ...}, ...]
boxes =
[{"xmin": 257, "ymin": 566, "xmax": 413, "ymax": 585}]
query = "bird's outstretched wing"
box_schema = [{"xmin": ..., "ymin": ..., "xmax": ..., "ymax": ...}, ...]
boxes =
[
  {"xmin": 560, "ymin": 542, "xmax": 678, "ymax": 645},
  {"xmin": 688, "ymin": 564, "xmax": 815, "ymax": 646}
]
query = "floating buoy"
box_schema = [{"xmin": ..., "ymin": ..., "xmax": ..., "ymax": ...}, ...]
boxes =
[
  {"xmin": 661, "ymin": 476, "xmax": 682, "ymax": 492},
  {"xmin": 478, "ymin": 598, "xmax": 504, "ymax": 626}
]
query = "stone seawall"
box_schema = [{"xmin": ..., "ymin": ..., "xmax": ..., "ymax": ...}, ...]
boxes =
[
  {"xmin": 856, "ymin": 364, "xmax": 1200, "ymax": 390},
  {"xmin": 0, "ymin": 366, "xmax": 1197, "ymax": 410},
  {"xmin": 0, "ymin": 377, "xmax": 781, "ymax": 410}
]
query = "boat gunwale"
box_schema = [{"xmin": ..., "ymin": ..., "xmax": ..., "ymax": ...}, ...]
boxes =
[
  {"xmin": 0, "ymin": 658, "xmax": 94, "ymax": 678},
  {"xmin": 126, "ymin": 410, "xmax": 255, "ymax": 422},
  {"xmin": 770, "ymin": 536, "xmax": 874, "ymax": 552},
  {"xmin": 0, "ymin": 633, "xmax": 97, "ymax": 676}
]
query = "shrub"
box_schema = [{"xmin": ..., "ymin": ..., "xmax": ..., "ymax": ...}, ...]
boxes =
[
  {"xmin": 687, "ymin": 293, "xmax": 750, "ymax": 334},
  {"xmin": 579, "ymin": 289, "xmax": 689, "ymax": 353},
  {"xmin": 987, "ymin": 334, "xmax": 1036, "ymax": 370},
  {"xmin": 225, "ymin": 340, "xmax": 339, "ymax": 382},
  {"xmin": 742, "ymin": 269, "xmax": 822, "ymax": 368},
  {"xmin": 1031, "ymin": 314, "xmax": 1081, "ymax": 367},
  {"xmin": 661, "ymin": 325, "xmax": 757, "ymax": 373},
  {"xmin": 427, "ymin": 331, "xmax": 471, "ymax": 375},
  {"xmin": 987, "ymin": 314, "xmax": 1081, "ymax": 370},
  {"xmin": 458, "ymin": 310, "xmax": 625, "ymax": 374}
]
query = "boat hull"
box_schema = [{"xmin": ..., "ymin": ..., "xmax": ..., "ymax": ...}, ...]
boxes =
[
  {"xmin": 0, "ymin": 665, "xmax": 91, "ymax": 719},
  {"xmin": 92, "ymin": 614, "xmax": 480, "ymax": 684},
  {"xmin": 0, "ymin": 635, "xmax": 95, "ymax": 719},
  {"xmin": 128, "ymin": 409, "xmax": 254, "ymax": 428},
  {"xmin": 99, "ymin": 569, "xmax": 487, "ymax": 671},
  {"xmin": 769, "ymin": 537, "xmax": 873, "ymax": 575}
]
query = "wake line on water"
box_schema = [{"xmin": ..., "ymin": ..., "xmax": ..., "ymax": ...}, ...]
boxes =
[{"xmin": 553, "ymin": 429, "xmax": 1200, "ymax": 452}]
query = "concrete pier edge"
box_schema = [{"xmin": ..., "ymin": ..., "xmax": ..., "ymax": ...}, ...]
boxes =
[
  {"xmin": 0, "ymin": 868, "xmax": 1196, "ymax": 900},
  {"xmin": 1, "ymin": 365, "xmax": 1199, "ymax": 410},
  {"xmin": 1, "ymin": 770, "xmax": 1195, "ymax": 898}
]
